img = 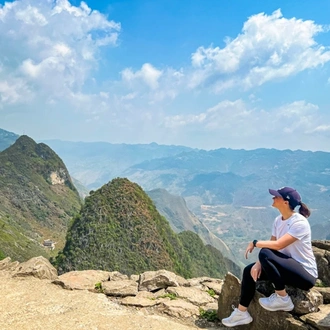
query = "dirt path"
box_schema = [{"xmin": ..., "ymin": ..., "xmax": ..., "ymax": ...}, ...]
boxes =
[{"xmin": 0, "ymin": 271, "xmax": 199, "ymax": 330}]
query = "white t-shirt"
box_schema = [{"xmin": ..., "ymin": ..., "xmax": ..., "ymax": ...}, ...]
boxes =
[{"xmin": 271, "ymin": 213, "xmax": 318, "ymax": 278}]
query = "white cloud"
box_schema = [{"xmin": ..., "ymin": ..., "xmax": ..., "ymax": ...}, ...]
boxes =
[
  {"xmin": 1, "ymin": 3, "xmax": 329, "ymax": 151},
  {"xmin": 164, "ymin": 100, "xmax": 323, "ymax": 143},
  {"xmin": 311, "ymin": 125, "xmax": 330, "ymax": 133},
  {"xmin": 119, "ymin": 9, "xmax": 330, "ymax": 104},
  {"xmin": 164, "ymin": 100, "xmax": 249, "ymax": 131},
  {"xmin": 276, "ymin": 101, "xmax": 319, "ymax": 134},
  {"xmin": 0, "ymin": 0, "xmax": 120, "ymax": 105},
  {"xmin": 121, "ymin": 64, "xmax": 184, "ymax": 103},
  {"xmin": 0, "ymin": 78, "xmax": 32, "ymax": 105},
  {"xmin": 189, "ymin": 9, "xmax": 330, "ymax": 92},
  {"xmin": 122, "ymin": 63, "xmax": 163, "ymax": 89}
]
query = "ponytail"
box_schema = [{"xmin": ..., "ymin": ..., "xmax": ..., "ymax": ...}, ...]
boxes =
[{"xmin": 298, "ymin": 202, "xmax": 311, "ymax": 218}]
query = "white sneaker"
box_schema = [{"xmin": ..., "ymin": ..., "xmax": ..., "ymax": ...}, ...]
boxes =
[
  {"xmin": 259, "ymin": 293, "xmax": 294, "ymax": 312},
  {"xmin": 221, "ymin": 305, "xmax": 253, "ymax": 327}
]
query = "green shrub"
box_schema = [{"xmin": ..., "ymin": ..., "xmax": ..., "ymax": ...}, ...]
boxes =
[
  {"xmin": 158, "ymin": 293, "xmax": 177, "ymax": 300},
  {"xmin": 207, "ymin": 289, "xmax": 215, "ymax": 297},
  {"xmin": 94, "ymin": 282, "xmax": 103, "ymax": 293},
  {"xmin": 315, "ymin": 280, "xmax": 326, "ymax": 288},
  {"xmin": 199, "ymin": 308, "xmax": 218, "ymax": 322},
  {"xmin": 0, "ymin": 250, "xmax": 6, "ymax": 260}
]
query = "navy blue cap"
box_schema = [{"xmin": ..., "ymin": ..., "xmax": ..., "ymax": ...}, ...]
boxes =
[{"xmin": 269, "ymin": 187, "xmax": 302, "ymax": 209}]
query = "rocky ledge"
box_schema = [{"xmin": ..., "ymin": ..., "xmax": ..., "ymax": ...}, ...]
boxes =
[{"xmin": 1, "ymin": 240, "xmax": 329, "ymax": 329}]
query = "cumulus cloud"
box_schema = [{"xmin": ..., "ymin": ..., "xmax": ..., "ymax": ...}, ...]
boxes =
[
  {"xmin": 0, "ymin": 78, "xmax": 32, "ymax": 105},
  {"xmin": 121, "ymin": 64, "xmax": 184, "ymax": 103},
  {"xmin": 120, "ymin": 9, "xmax": 330, "ymax": 104},
  {"xmin": 164, "ymin": 100, "xmax": 322, "ymax": 143},
  {"xmin": 1, "ymin": 3, "xmax": 329, "ymax": 150},
  {"xmin": 0, "ymin": 0, "xmax": 120, "ymax": 105},
  {"xmin": 122, "ymin": 63, "xmax": 163, "ymax": 89},
  {"xmin": 189, "ymin": 9, "xmax": 330, "ymax": 92}
]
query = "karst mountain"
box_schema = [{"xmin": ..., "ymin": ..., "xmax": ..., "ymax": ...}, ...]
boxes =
[
  {"xmin": 55, "ymin": 178, "xmax": 238, "ymax": 278},
  {"xmin": 0, "ymin": 135, "xmax": 81, "ymax": 261}
]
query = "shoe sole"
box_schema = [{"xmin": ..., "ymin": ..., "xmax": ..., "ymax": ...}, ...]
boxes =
[
  {"xmin": 221, "ymin": 317, "xmax": 253, "ymax": 327},
  {"xmin": 259, "ymin": 301, "xmax": 294, "ymax": 312}
]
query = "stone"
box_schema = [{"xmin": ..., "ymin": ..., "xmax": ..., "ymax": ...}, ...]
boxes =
[
  {"xmin": 312, "ymin": 240, "xmax": 330, "ymax": 252},
  {"xmin": 175, "ymin": 274, "xmax": 190, "ymax": 287},
  {"xmin": 313, "ymin": 246, "xmax": 330, "ymax": 286},
  {"xmin": 257, "ymin": 281, "xmax": 323, "ymax": 315},
  {"xmin": 0, "ymin": 257, "xmax": 12, "ymax": 270},
  {"xmin": 135, "ymin": 291, "xmax": 155, "ymax": 299},
  {"xmin": 154, "ymin": 288, "xmax": 167, "ymax": 298},
  {"xmin": 217, "ymin": 272, "xmax": 241, "ymax": 320},
  {"xmin": 13, "ymin": 256, "xmax": 57, "ymax": 280},
  {"xmin": 248, "ymin": 291, "xmax": 310, "ymax": 330},
  {"xmin": 139, "ymin": 270, "xmax": 181, "ymax": 292},
  {"xmin": 203, "ymin": 302, "xmax": 218, "ymax": 311},
  {"xmin": 314, "ymin": 287, "xmax": 330, "ymax": 304},
  {"xmin": 217, "ymin": 273, "xmax": 314, "ymax": 330},
  {"xmin": 185, "ymin": 277, "xmax": 220, "ymax": 287},
  {"xmin": 166, "ymin": 286, "xmax": 214, "ymax": 306},
  {"xmin": 204, "ymin": 280, "xmax": 224, "ymax": 295},
  {"xmin": 130, "ymin": 274, "xmax": 139, "ymax": 282},
  {"xmin": 103, "ymin": 280, "xmax": 138, "ymax": 297},
  {"xmin": 287, "ymin": 287, "xmax": 323, "ymax": 315},
  {"xmin": 157, "ymin": 299, "xmax": 200, "ymax": 318},
  {"xmin": 300, "ymin": 304, "xmax": 330, "ymax": 329},
  {"xmin": 186, "ymin": 278, "xmax": 203, "ymax": 287},
  {"xmin": 109, "ymin": 271, "xmax": 129, "ymax": 281},
  {"xmin": 121, "ymin": 296, "xmax": 158, "ymax": 307},
  {"xmin": 52, "ymin": 270, "xmax": 111, "ymax": 290},
  {"xmin": 0, "ymin": 257, "xmax": 20, "ymax": 272}
]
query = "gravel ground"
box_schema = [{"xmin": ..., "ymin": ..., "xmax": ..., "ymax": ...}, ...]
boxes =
[{"xmin": 0, "ymin": 270, "xmax": 202, "ymax": 330}]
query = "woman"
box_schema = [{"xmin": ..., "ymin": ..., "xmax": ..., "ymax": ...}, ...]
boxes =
[{"xmin": 221, "ymin": 187, "xmax": 318, "ymax": 328}]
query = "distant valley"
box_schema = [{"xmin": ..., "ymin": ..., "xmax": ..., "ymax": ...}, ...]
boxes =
[
  {"xmin": 0, "ymin": 129, "xmax": 239, "ymax": 278},
  {"xmin": 44, "ymin": 136, "xmax": 330, "ymax": 264},
  {"xmin": 1, "ymin": 128, "xmax": 330, "ymax": 266}
]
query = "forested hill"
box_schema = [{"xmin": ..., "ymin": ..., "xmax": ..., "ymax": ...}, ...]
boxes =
[
  {"xmin": 55, "ymin": 178, "xmax": 240, "ymax": 278},
  {"xmin": 0, "ymin": 135, "xmax": 81, "ymax": 261}
]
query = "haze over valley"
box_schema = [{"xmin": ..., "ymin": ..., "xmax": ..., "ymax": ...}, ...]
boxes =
[{"xmin": 1, "ymin": 128, "xmax": 329, "ymax": 267}]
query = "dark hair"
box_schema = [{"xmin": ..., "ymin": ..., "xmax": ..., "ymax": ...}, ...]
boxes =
[{"xmin": 298, "ymin": 202, "xmax": 311, "ymax": 218}]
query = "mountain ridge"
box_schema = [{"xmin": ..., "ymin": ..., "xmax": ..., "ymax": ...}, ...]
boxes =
[
  {"xmin": 1, "ymin": 128, "xmax": 329, "ymax": 267},
  {"xmin": 147, "ymin": 188, "xmax": 238, "ymax": 261},
  {"xmin": 55, "ymin": 178, "xmax": 236, "ymax": 278},
  {"xmin": 0, "ymin": 135, "xmax": 81, "ymax": 261}
]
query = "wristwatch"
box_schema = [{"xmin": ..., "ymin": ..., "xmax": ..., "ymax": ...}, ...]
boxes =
[{"xmin": 253, "ymin": 239, "xmax": 258, "ymax": 247}]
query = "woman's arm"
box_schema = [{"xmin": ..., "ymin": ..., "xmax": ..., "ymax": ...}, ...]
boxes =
[
  {"xmin": 256, "ymin": 233, "xmax": 297, "ymax": 250},
  {"xmin": 245, "ymin": 234, "xmax": 297, "ymax": 259}
]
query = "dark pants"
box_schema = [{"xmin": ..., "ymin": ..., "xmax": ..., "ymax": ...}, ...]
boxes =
[{"xmin": 240, "ymin": 248, "xmax": 316, "ymax": 308}]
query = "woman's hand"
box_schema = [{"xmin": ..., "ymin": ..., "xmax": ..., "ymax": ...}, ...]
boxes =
[
  {"xmin": 250, "ymin": 262, "xmax": 262, "ymax": 282},
  {"xmin": 245, "ymin": 241, "xmax": 255, "ymax": 259}
]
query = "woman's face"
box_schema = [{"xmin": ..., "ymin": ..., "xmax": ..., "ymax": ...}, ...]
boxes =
[{"xmin": 272, "ymin": 195, "xmax": 287, "ymax": 209}]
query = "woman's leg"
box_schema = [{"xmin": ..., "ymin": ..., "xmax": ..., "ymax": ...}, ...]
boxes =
[
  {"xmin": 258, "ymin": 248, "xmax": 316, "ymax": 291},
  {"xmin": 239, "ymin": 263, "xmax": 268, "ymax": 308},
  {"xmin": 221, "ymin": 263, "xmax": 257, "ymax": 326}
]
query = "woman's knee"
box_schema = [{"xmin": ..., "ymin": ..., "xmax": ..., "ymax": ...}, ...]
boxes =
[
  {"xmin": 258, "ymin": 248, "xmax": 272, "ymax": 263},
  {"xmin": 242, "ymin": 263, "xmax": 254, "ymax": 279}
]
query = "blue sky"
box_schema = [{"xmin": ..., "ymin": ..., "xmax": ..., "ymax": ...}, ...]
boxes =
[{"xmin": 0, "ymin": 0, "xmax": 330, "ymax": 151}]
